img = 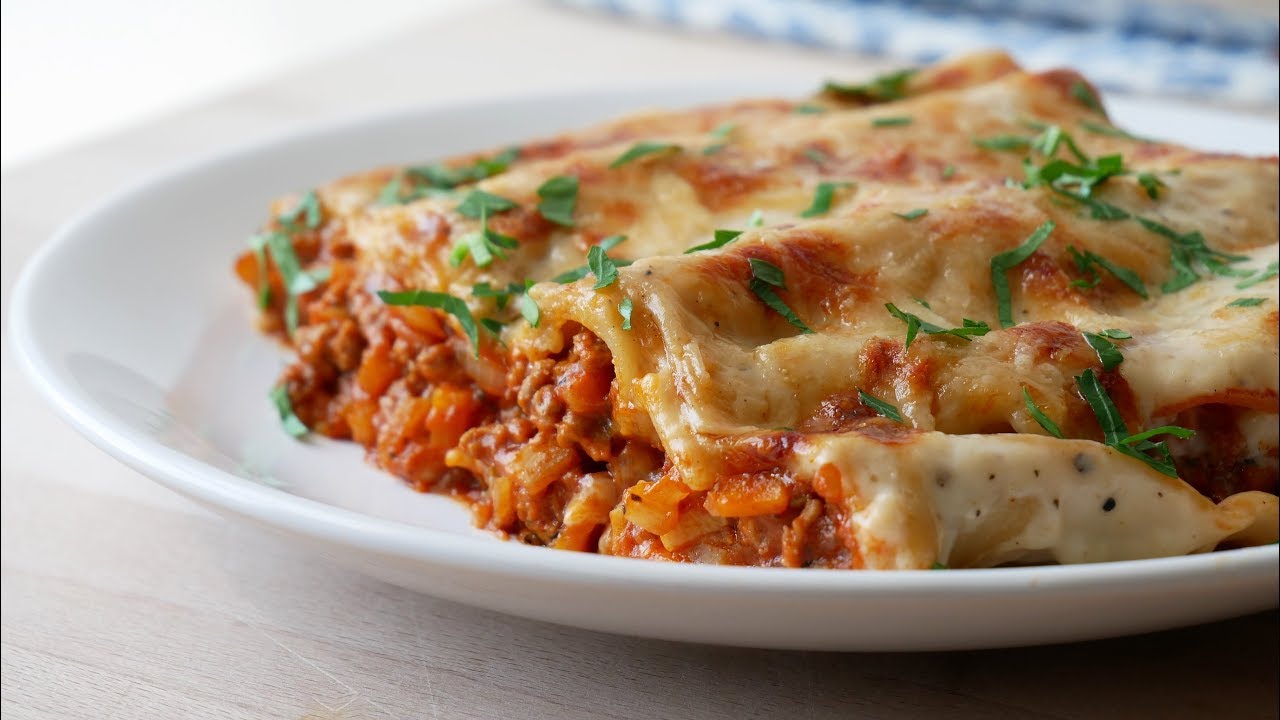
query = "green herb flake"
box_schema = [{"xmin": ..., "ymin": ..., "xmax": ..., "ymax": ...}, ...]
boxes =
[
  {"xmin": 793, "ymin": 104, "xmax": 827, "ymax": 115},
  {"xmin": 747, "ymin": 209, "xmax": 765, "ymax": 227},
  {"xmin": 518, "ymin": 292, "xmax": 540, "ymax": 328},
  {"xmin": 246, "ymin": 233, "xmax": 273, "ymax": 310},
  {"xmin": 871, "ymin": 116, "xmax": 913, "ymax": 128},
  {"xmin": 799, "ymin": 181, "xmax": 852, "ymax": 218},
  {"xmin": 1022, "ymin": 388, "xmax": 1064, "ymax": 438},
  {"xmin": 279, "ymin": 190, "xmax": 323, "ymax": 231},
  {"xmin": 893, "ymin": 208, "xmax": 928, "ymax": 221},
  {"xmin": 1137, "ymin": 172, "xmax": 1165, "ymax": 199},
  {"xmin": 1082, "ymin": 331, "xmax": 1125, "ymax": 372},
  {"xmin": 1075, "ymin": 369, "xmax": 1127, "ymax": 446},
  {"xmin": 1097, "ymin": 328, "xmax": 1132, "ymax": 339},
  {"xmin": 930, "ymin": 562, "xmax": 948, "ymax": 570},
  {"xmin": 1136, "ymin": 218, "xmax": 1250, "ymax": 292},
  {"xmin": 885, "ymin": 303, "xmax": 991, "ymax": 348},
  {"xmin": 1067, "ymin": 245, "xmax": 1148, "ymax": 298},
  {"xmin": 1226, "ymin": 297, "xmax": 1266, "ymax": 308},
  {"xmin": 804, "ymin": 148, "xmax": 829, "ymax": 164},
  {"xmin": 406, "ymin": 147, "xmax": 520, "ymax": 191},
  {"xmin": 822, "ymin": 68, "xmax": 916, "ymax": 102},
  {"xmin": 609, "ymin": 141, "xmax": 681, "ymax": 169},
  {"xmin": 975, "ymin": 135, "xmax": 1031, "ymax": 152},
  {"xmin": 619, "ymin": 296, "xmax": 634, "ymax": 330},
  {"xmin": 685, "ymin": 228, "xmax": 743, "ymax": 254},
  {"xmin": 748, "ymin": 258, "xmax": 813, "ymax": 334},
  {"xmin": 1079, "ymin": 120, "xmax": 1149, "ymax": 143},
  {"xmin": 991, "ymin": 221, "xmax": 1055, "ymax": 328},
  {"xmin": 269, "ymin": 384, "xmax": 309, "ymax": 438},
  {"xmin": 856, "ymin": 388, "xmax": 905, "ymax": 424},
  {"xmin": 941, "ymin": 164, "xmax": 956, "ymax": 180},
  {"xmin": 1077, "ymin": 368, "xmax": 1196, "ymax": 477},
  {"xmin": 456, "ymin": 190, "xmax": 518, "ymax": 219},
  {"xmin": 1070, "ymin": 81, "xmax": 1106, "ymax": 115},
  {"xmin": 587, "ymin": 245, "xmax": 621, "ymax": 289},
  {"xmin": 1237, "ymin": 261, "xmax": 1278, "ymax": 289},
  {"xmin": 551, "ymin": 265, "xmax": 591, "ymax": 284},
  {"xmin": 480, "ymin": 317, "xmax": 505, "ymax": 335},
  {"xmin": 536, "ymin": 175, "xmax": 579, "ymax": 227},
  {"xmin": 710, "ymin": 121, "xmax": 737, "ymax": 138},
  {"xmin": 261, "ymin": 231, "xmax": 327, "ymax": 336},
  {"xmin": 377, "ymin": 289, "xmax": 480, "ymax": 357}
]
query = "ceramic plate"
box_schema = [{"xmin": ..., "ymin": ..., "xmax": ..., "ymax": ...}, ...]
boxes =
[{"xmin": 11, "ymin": 84, "xmax": 1278, "ymax": 651}]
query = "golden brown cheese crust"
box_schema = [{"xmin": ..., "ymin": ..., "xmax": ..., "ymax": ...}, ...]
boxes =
[{"xmin": 238, "ymin": 52, "xmax": 1279, "ymax": 569}]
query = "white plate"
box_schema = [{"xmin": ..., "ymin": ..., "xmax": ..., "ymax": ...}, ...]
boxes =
[{"xmin": 10, "ymin": 85, "xmax": 1279, "ymax": 652}]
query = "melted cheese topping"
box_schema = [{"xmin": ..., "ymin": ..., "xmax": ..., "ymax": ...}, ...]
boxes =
[{"xmin": 288, "ymin": 52, "xmax": 1278, "ymax": 568}]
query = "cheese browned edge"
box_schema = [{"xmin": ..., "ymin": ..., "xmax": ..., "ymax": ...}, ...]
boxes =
[{"xmin": 235, "ymin": 51, "xmax": 1279, "ymax": 569}]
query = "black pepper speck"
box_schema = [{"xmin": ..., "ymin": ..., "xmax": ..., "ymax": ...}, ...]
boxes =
[
  {"xmin": 1073, "ymin": 453, "xmax": 1093, "ymax": 474},
  {"xmin": 1102, "ymin": 497, "xmax": 1116, "ymax": 512}
]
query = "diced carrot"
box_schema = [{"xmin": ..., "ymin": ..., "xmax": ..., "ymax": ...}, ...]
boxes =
[{"xmin": 705, "ymin": 473, "xmax": 790, "ymax": 517}]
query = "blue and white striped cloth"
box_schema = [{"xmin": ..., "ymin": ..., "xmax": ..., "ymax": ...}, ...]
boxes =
[{"xmin": 559, "ymin": 0, "xmax": 1279, "ymax": 104}]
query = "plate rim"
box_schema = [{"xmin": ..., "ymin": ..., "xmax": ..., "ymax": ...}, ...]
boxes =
[{"xmin": 9, "ymin": 85, "xmax": 1279, "ymax": 600}]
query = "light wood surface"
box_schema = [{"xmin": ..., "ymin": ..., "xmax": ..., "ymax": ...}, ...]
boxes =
[{"xmin": 3, "ymin": 3, "xmax": 1277, "ymax": 718}]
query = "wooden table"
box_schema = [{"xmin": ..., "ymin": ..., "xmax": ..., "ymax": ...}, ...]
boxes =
[{"xmin": 3, "ymin": 3, "xmax": 1277, "ymax": 718}]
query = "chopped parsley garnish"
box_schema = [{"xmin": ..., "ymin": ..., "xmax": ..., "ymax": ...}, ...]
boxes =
[
  {"xmin": 710, "ymin": 121, "xmax": 736, "ymax": 138},
  {"xmin": 552, "ymin": 235, "xmax": 632, "ymax": 284},
  {"xmin": 536, "ymin": 175, "xmax": 579, "ymax": 227},
  {"xmin": 1078, "ymin": 120, "xmax": 1148, "ymax": 143},
  {"xmin": 893, "ymin": 208, "xmax": 928, "ymax": 221},
  {"xmin": 472, "ymin": 281, "xmax": 521, "ymax": 309},
  {"xmin": 610, "ymin": 141, "xmax": 681, "ymax": 169},
  {"xmin": 823, "ymin": 68, "xmax": 916, "ymax": 102},
  {"xmin": 804, "ymin": 148, "xmax": 829, "ymax": 164},
  {"xmin": 871, "ymin": 116, "xmax": 913, "ymax": 127},
  {"xmin": 269, "ymin": 384, "xmax": 309, "ymax": 438},
  {"xmin": 748, "ymin": 258, "xmax": 813, "ymax": 333},
  {"xmin": 703, "ymin": 123, "xmax": 736, "ymax": 155},
  {"xmin": 246, "ymin": 233, "xmax": 273, "ymax": 309},
  {"xmin": 747, "ymin": 209, "xmax": 765, "ymax": 227},
  {"xmin": 258, "ymin": 231, "xmax": 329, "ymax": 336},
  {"xmin": 480, "ymin": 317, "xmax": 505, "ymax": 336},
  {"xmin": 1022, "ymin": 388, "xmax": 1064, "ymax": 438},
  {"xmin": 856, "ymin": 388, "xmax": 904, "ymax": 423},
  {"xmin": 793, "ymin": 104, "xmax": 826, "ymax": 115},
  {"xmin": 1082, "ymin": 331, "xmax": 1125, "ymax": 372},
  {"xmin": 588, "ymin": 245, "xmax": 621, "ymax": 289},
  {"xmin": 1067, "ymin": 246, "xmax": 1148, "ymax": 298},
  {"xmin": 406, "ymin": 147, "xmax": 520, "ymax": 190},
  {"xmin": 377, "ymin": 289, "xmax": 479, "ymax": 356},
  {"xmin": 941, "ymin": 164, "xmax": 956, "ymax": 180},
  {"xmin": 975, "ymin": 135, "xmax": 1031, "ymax": 152},
  {"xmin": 1227, "ymin": 297, "xmax": 1266, "ymax": 308},
  {"xmin": 518, "ymin": 292, "xmax": 540, "ymax": 327},
  {"xmin": 1075, "ymin": 369, "xmax": 1194, "ymax": 477},
  {"xmin": 456, "ymin": 190, "xmax": 518, "ymax": 219},
  {"xmin": 1070, "ymin": 81, "xmax": 1106, "ymax": 115},
  {"xmin": 279, "ymin": 190, "xmax": 322, "ymax": 232},
  {"xmin": 619, "ymin": 296, "xmax": 634, "ymax": 330},
  {"xmin": 1022, "ymin": 153, "xmax": 1124, "ymax": 200},
  {"xmin": 912, "ymin": 296, "xmax": 932, "ymax": 310},
  {"xmin": 991, "ymin": 221, "xmax": 1055, "ymax": 328},
  {"xmin": 1136, "ymin": 172, "xmax": 1165, "ymax": 199},
  {"xmin": 1096, "ymin": 328, "xmax": 1132, "ymax": 339},
  {"xmin": 449, "ymin": 208, "xmax": 519, "ymax": 268},
  {"xmin": 799, "ymin": 181, "xmax": 852, "ymax": 218},
  {"xmin": 1237, "ymin": 260, "xmax": 1278, "ymax": 289},
  {"xmin": 885, "ymin": 303, "xmax": 991, "ymax": 348},
  {"xmin": 1135, "ymin": 218, "xmax": 1249, "ymax": 292},
  {"xmin": 685, "ymin": 228, "xmax": 743, "ymax": 254},
  {"xmin": 930, "ymin": 562, "xmax": 948, "ymax": 570}
]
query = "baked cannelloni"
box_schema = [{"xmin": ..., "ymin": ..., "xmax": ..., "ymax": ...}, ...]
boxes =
[{"xmin": 236, "ymin": 51, "xmax": 1278, "ymax": 569}]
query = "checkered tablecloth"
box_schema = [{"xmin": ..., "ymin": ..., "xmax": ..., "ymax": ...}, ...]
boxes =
[{"xmin": 560, "ymin": 0, "xmax": 1279, "ymax": 103}]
